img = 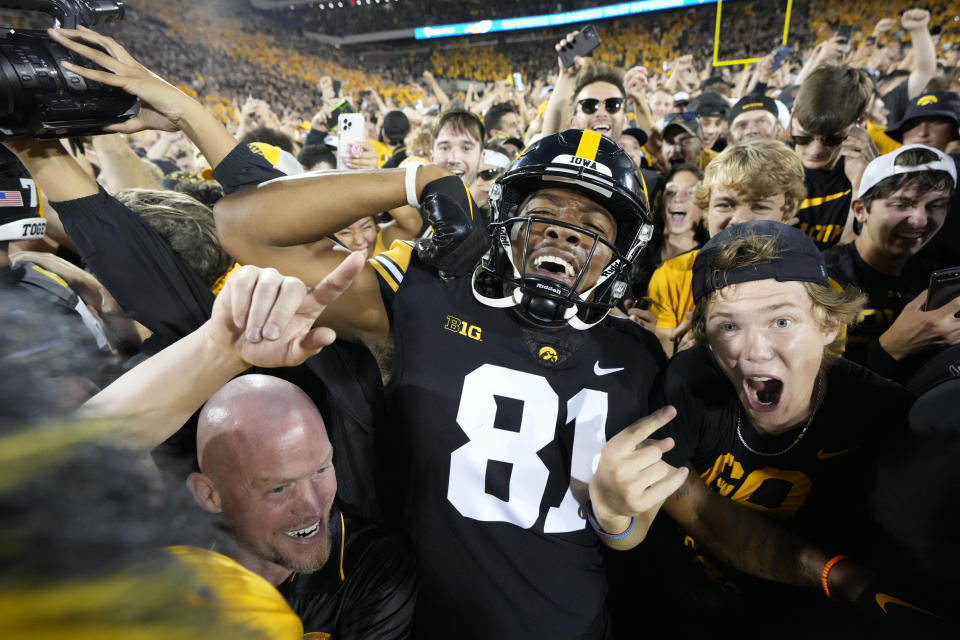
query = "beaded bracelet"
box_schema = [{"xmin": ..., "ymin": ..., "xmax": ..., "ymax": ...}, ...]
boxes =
[
  {"xmin": 821, "ymin": 554, "xmax": 847, "ymax": 601},
  {"xmin": 585, "ymin": 502, "xmax": 636, "ymax": 540}
]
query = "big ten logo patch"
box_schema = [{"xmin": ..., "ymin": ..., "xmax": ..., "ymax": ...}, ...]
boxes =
[
  {"xmin": 444, "ymin": 315, "xmax": 482, "ymax": 341},
  {"xmin": 538, "ymin": 346, "xmax": 558, "ymax": 363}
]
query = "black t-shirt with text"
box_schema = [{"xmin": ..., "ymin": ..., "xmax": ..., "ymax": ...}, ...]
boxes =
[{"xmin": 798, "ymin": 158, "xmax": 851, "ymax": 249}]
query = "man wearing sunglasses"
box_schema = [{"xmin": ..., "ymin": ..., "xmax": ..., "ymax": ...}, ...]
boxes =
[
  {"xmin": 469, "ymin": 146, "xmax": 511, "ymax": 210},
  {"xmin": 790, "ymin": 66, "xmax": 877, "ymax": 249},
  {"xmin": 542, "ymin": 35, "xmax": 629, "ymax": 141},
  {"xmin": 568, "ymin": 67, "xmax": 629, "ymax": 139},
  {"xmin": 661, "ymin": 112, "xmax": 716, "ymax": 172}
]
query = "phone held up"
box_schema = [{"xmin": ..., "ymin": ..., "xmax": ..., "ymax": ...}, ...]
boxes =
[
  {"xmin": 337, "ymin": 113, "xmax": 366, "ymax": 170},
  {"xmin": 558, "ymin": 24, "xmax": 602, "ymax": 69}
]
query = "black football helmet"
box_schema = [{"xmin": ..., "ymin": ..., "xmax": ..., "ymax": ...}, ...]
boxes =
[{"xmin": 474, "ymin": 129, "xmax": 653, "ymax": 329}]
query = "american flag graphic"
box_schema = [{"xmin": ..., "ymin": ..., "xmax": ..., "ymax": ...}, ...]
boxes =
[{"xmin": 0, "ymin": 191, "xmax": 24, "ymax": 207}]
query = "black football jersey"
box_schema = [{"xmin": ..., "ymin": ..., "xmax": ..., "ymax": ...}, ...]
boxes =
[
  {"xmin": 798, "ymin": 160, "xmax": 852, "ymax": 249},
  {"xmin": 370, "ymin": 242, "xmax": 665, "ymax": 639}
]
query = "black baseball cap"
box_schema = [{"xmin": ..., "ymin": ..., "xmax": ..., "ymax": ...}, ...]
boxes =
[
  {"xmin": 692, "ymin": 220, "xmax": 828, "ymax": 303},
  {"xmin": 885, "ymin": 91, "xmax": 960, "ymax": 143},
  {"xmin": 689, "ymin": 91, "xmax": 730, "ymax": 119},
  {"xmin": 621, "ymin": 127, "xmax": 648, "ymax": 147},
  {"xmin": 727, "ymin": 95, "xmax": 779, "ymax": 125}
]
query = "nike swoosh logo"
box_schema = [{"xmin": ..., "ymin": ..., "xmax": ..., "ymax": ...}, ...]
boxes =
[
  {"xmin": 594, "ymin": 362, "xmax": 624, "ymax": 376},
  {"xmin": 875, "ymin": 593, "xmax": 936, "ymax": 617},
  {"xmin": 816, "ymin": 447, "xmax": 860, "ymax": 460}
]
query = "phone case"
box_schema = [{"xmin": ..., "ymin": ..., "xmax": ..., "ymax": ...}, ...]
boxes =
[
  {"xmin": 337, "ymin": 113, "xmax": 366, "ymax": 170},
  {"xmin": 558, "ymin": 25, "xmax": 602, "ymax": 69}
]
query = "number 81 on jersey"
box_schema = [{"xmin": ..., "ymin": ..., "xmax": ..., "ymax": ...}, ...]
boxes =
[{"xmin": 447, "ymin": 364, "xmax": 609, "ymax": 533}]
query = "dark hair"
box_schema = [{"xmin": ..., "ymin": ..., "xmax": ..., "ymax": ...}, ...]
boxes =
[
  {"xmin": 573, "ymin": 65, "xmax": 625, "ymax": 103},
  {"xmin": 628, "ymin": 165, "xmax": 706, "ymax": 300},
  {"xmin": 433, "ymin": 109, "xmax": 485, "ymax": 144},
  {"xmin": 793, "ymin": 66, "xmax": 872, "ymax": 134},
  {"xmin": 298, "ymin": 144, "xmax": 337, "ymax": 171},
  {"xmin": 860, "ymin": 147, "xmax": 956, "ymax": 212},
  {"xmin": 115, "ymin": 189, "xmax": 234, "ymax": 289},
  {"xmin": 483, "ymin": 103, "xmax": 520, "ymax": 135},
  {"xmin": 164, "ymin": 174, "xmax": 225, "ymax": 208},
  {"xmin": 0, "ymin": 288, "xmax": 119, "ymax": 428},
  {"xmin": 239, "ymin": 126, "xmax": 294, "ymax": 153}
]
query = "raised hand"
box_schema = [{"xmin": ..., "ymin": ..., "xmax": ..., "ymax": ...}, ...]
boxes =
[
  {"xmin": 48, "ymin": 26, "xmax": 195, "ymax": 134},
  {"xmin": 588, "ymin": 405, "xmax": 689, "ymax": 532},
  {"xmin": 203, "ymin": 253, "xmax": 365, "ymax": 368},
  {"xmin": 900, "ymin": 8, "xmax": 931, "ymax": 33}
]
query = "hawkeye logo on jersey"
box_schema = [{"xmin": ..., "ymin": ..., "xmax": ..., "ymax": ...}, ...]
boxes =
[
  {"xmin": 551, "ymin": 154, "xmax": 613, "ymax": 177},
  {"xmin": 444, "ymin": 315, "xmax": 482, "ymax": 341},
  {"xmin": 538, "ymin": 346, "xmax": 558, "ymax": 363}
]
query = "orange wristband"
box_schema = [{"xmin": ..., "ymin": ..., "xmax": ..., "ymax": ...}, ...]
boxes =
[{"xmin": 821, "ymin": 554, "xmax": 847, "ymax": 601}]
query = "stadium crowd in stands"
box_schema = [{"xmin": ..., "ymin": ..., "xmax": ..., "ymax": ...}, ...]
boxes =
[{"xmin": 2, "ymin": 0, "xmax": 960, "ymax": 636}]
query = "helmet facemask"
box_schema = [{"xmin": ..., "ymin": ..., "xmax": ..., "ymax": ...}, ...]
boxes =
[{"xmin": 472, "ymin": 129, "xmax": 653, "ymax": 330}]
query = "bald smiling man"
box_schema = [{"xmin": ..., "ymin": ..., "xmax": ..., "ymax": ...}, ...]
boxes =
[{"xmin": 82, "ymin": 258, "xmax": 416, "ymax": 639}]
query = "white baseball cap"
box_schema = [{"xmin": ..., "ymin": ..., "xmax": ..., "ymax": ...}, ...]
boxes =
[{"xmin": 856, "ymin": 144, "xmax": 957, "ymax": 199}]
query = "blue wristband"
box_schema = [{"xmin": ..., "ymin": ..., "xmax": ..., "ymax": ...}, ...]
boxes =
[{"xmin": 586, "ymin": 502, "xmax": 635, "ymax": 540}]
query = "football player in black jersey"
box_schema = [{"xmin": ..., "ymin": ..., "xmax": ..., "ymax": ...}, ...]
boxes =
[{"xmin": 215, "ymin": 128, "xmax": 691, "ymax": 638}]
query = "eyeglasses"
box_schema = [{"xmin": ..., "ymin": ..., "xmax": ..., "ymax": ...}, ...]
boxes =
[
  {"xmin": 790, "ymin": 133, "xmax": 847, "ymax": 147},
  {"xmin": 577, "ymin": 97, "xmax": 625, "ymax": 115},
  {"xmin": 477, "ymin": 168, "xmax": 503, "ymax": 181}
]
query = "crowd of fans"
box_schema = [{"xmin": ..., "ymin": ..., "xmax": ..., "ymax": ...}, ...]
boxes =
[{"xmin": 2, "ymin": 0, "xmax": 960, "ymax": 637}]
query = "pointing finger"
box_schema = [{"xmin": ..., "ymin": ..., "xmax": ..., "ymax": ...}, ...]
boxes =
[{"xmin": 622, "ymin": 405, "xmax": 678, "ymax": 444}]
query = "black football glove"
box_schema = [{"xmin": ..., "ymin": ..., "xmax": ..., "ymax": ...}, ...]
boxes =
[{"xmin": 415, "ymin": 175, "xmax": 490, "ymax": 278}]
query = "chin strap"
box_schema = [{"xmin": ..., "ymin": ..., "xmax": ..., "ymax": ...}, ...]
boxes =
[{"xmin": 470, "ymin": 222, "xmax": 623, "ymax": 330}]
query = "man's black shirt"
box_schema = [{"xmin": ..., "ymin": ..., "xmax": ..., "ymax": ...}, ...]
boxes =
[
  {"xmin": 277, "ymin": 508, "xmax": 416, "ymax": 639},
  {"xmin": 798, "ymin": 158, "xmax": 851, "ymax": 249},
  {"xmin": 823, "ymin": 242, "xmax": 929, "ymax": 381}
]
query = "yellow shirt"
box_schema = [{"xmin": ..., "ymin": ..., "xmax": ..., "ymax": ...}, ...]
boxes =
[
  {"xmin": 647, "ymin": 249, "xmax": 699, "ymax": 329},
  {"xmin": 866, "ymin": 121, "xmax": 901, "ymax": 156},
  {"xmin": 698, "ymin": 148, "xmax": 719, "ymax": 171}
]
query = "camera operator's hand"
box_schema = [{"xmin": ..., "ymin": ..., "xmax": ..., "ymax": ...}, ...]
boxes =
[{"xmin": 48, "ymin": 27, "xmax": 193, "ymax": 134}]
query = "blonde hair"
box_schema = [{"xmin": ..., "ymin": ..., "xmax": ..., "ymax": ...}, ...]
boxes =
[
  {"xmin": 694, "ymin": 139, "xmax": 807, "ymax": 220},
  {"xmin": 690, "ymin": 234, "xmax": 865, "ymax": 363}
]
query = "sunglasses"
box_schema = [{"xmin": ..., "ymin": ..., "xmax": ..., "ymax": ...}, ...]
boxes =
[
  {"xmin": 477, "ymin": 168, "xmax": 503, "ymax": 181},
  {"xmin": 790, "ymin": 133, "xmax": 847, "ymax": 147},
  {"xmin": 577, "ymin": 97, "xmax": 625, "ymax": 114}
]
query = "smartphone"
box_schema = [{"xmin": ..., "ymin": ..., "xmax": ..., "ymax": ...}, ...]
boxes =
[
  {"xmin": 337, "ymin": 113, "xmax": 366, "ymax": 170},
  {"xmin": 558, "ymin": 24, "xmax": 602, "ymax": 69},
  {"xmin": 250, "ymin": 89, "xmax": 263, "ymax": 100},
  {"xmin": 835, "ymin": 24, "xmax": 853, "ymax": 54},
  {"xmin": 924, "ymin": 266, "xmax": 960, "ymax": 311},
  {"xmin": 332, "ymin": 79, "xmax": 342, "ymax": 96},
  {"xmin": 771, "ymin": 45, "xmax": 792, "ymax": 72},
  {"xmin": 512, "ymin": 72, "xmax": 524, "ymax": 92},
  {"xmin": 326, "ymin": 99, "xmax": 354, "ymax": 131}
]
